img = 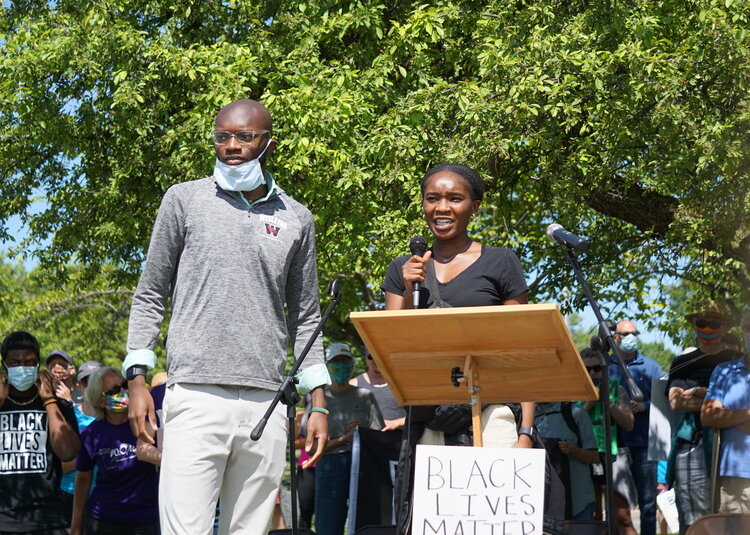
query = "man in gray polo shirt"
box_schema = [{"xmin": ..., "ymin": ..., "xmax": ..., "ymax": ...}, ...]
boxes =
[{"xmin": 124, "ymin": 99, "xmax": 330, "ymax": 534}]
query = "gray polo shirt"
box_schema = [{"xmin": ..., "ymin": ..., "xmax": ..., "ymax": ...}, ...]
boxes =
[{"xmin": 127, "ymin": 176, "xmax": 324, "ymax": 389}]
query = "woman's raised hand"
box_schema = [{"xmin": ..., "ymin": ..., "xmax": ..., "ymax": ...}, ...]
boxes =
[{"xmin": 400, "ymin": 250, "xmax": 432, "ymax": 290}]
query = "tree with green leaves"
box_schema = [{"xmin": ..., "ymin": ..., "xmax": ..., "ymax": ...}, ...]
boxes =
[
  {"xmin": 0, "ymin": 258, "xmax": 168, "ymax": 368},
  {"xmin": 1, "ymin": 0, "xmax": 748, "ymax": 347}
]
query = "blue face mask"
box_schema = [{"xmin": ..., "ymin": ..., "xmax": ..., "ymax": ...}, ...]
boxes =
[
  {"xmin": 328, "ymin": 361, "xmax": 354, "ymax": 385},
  {"xmin": 213, "ymin": 139, "xmax": 272, "ymax": 192},
  {"xmin": 7, "ymin": 365, "xmax": 38, "ymax": 392},
  {"xmin": 619, "ymin": 334, "xmax": 638, "ymax": 353}
]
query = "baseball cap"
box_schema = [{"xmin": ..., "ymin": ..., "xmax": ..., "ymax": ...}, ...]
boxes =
[
  {"xmin": 77, "ymin": 361, "xmax": 102, "ymax": 382},
  {"xmin": 46, "ymin": 349, "xmax": 73, "ymax": 367},
  {"xmin": 684, "ymin": 300, "xmax": 736, "ymax": 327},
  {"xmin": 325, "ymin": 343, "xmax": 353, "ymax": 363}
]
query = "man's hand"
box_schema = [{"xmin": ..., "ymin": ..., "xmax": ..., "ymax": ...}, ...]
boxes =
[
  {"xmin": 128, "ymin": 376, "xmax": 156, "ymax": 444},
  {"xmin": 302, "ymin": 411, "xmax": 328, "ymax": 469},
  {"xmin": 38, "ymin": 370, "xmax": 55, "ymax": 399},
  {"xmin": 631, "ymin": 400, "xmax": 646, "ymax": 414}
]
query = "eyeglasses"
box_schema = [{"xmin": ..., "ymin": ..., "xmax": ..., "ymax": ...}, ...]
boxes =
[
  {"xmin": 695, "ymin": 319, "xmax": 724, "ymax": 329},
  {"xmin": 103, "ymin": 381, "xmax": 128, "ymax": 397},
  {"xmin": 586, "ymin": 365, "xmax": 603, "ymax": 373},
  {"xmin": 615, "ymin": 331, "xmax": 639, "ymax": 337},
  {"xmin": 212, "ymin": 130, "xmax": 269, "ymax": 145}
]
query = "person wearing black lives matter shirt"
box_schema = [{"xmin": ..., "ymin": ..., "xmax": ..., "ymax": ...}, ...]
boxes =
[{"xmin": 0, "ymin": 331, "xmax": 80, "ymax": 534}]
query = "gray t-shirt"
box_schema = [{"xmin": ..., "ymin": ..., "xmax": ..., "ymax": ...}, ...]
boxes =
[
  {"xmin": 325, "ymin": 387, "xmax": 385, "ymax": 454},
  {"xmin": 127, "ymin": 175, "xmax": 324, "ymax": 389},
  {"xmin": 354, "ymin": 375, "xmax": 405, "ymax": 421}
]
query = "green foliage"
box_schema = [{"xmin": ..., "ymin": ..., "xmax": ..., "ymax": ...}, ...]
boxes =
[
  {"xmin": 0, "ymin": 258, "xmax": 167, "ymax": 370},
  {"xmin": 639, "ymin": 341, "xmax": 677, "ymax": 372},
  {"xmin": 0, "ymin": 0, "xmax": 749, "ymax": 346}
]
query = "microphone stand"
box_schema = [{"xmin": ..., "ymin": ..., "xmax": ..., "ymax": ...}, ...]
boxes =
[
  {"xmin": 251, "ymin": 279, "xmax": 343, "ymax": 535},
  {"xmin": 558, "ymin": 246, "xmax": 644, "ymax": 535}
]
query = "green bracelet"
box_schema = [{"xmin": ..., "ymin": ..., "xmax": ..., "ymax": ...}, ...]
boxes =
[{"xmin": 310, "ymin": 407, "xmax": 330, "ymax": 416}]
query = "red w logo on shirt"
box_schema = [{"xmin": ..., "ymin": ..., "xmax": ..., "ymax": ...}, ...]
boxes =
[{"xmin": 265, "ymin": 223, "xmax": 281, "ymax": 237}]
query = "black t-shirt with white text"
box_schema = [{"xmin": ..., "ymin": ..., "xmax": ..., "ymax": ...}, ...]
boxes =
[{"xmin": 0, "ymin": 394, "xmax": 78, "ymax": 531}]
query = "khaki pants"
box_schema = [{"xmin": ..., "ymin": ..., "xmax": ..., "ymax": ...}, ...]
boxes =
[{"xmin": 159, "ymin": 383, "xmax": 286, "ymax": 534}]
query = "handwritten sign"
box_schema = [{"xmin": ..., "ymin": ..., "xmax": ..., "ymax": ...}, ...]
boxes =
[{"xmin": 412, "ymin": 445, "xmax": 545, "ymax": 535}]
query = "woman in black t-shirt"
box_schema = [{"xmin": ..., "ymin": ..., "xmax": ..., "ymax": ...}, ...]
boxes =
[
  {"xmin": 382, "ymin": 163, "xmax": 538, "ymax": 531},
  {"xmin": 381, "ymin": 163, "xmax": 535, "ymax": 443}
]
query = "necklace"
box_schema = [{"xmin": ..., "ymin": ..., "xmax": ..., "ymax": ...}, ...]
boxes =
[
  {"xmin": 8, "ymin": 392, "xmax": 39, "ymax": 406},
  {"xmin": 433, "ymin": 241, "xmax": 473, "ymax": 263}
]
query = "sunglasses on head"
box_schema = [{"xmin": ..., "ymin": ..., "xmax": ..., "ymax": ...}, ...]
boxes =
[
  {"xmin": 586, "ymin": 365, "xmax": 603, "ymax": 373},
  {"xmin": 695, "ymin": 319, "xmax": 724, "ymax": 329},
  {"xmin": 103, "ymin": 381, "xmax": 128, "ymax": 397}
]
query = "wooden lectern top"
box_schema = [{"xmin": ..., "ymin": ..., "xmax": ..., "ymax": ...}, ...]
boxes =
[{"xmin": 350, "ymin": 303, "xmax": 597, "ymax": 405}]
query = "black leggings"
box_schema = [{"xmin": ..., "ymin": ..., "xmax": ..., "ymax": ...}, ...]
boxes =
[{"xmin": 296, "ymin": 465, "xmax": 316, "ymax": 529}]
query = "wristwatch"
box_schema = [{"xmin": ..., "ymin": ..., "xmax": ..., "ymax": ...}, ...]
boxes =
[
  {"xmin": 517, "ymin": 426, "xmax": 535, "ymax": 438},
  {"xmin": 126, "ymin": 365, "xmax": 148, "ymax": 381}
]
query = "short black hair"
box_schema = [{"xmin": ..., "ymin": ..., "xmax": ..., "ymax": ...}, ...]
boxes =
[
  {"xmin": 421, "ymin": 163, "xmax": 485, "ymax": 201},
  {"xmin": 1, "ymin": 331, "xmax": 40, "ymax": 361}
]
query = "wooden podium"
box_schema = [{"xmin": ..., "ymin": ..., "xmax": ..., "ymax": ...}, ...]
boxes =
[{"xmin": 350, "ymin": 303, "xmax": 597, "ymax": 446}]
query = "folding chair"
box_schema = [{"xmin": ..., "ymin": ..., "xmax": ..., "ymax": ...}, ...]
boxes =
[{"xmin": 685, "ymin": 513, "xmax": 750, "ymax": 535}]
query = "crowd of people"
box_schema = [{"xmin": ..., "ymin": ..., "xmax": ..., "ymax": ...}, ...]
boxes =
[
  {"xmin": 2, "ymin": 311, "xmax": 746, "ymax": 535},
  {"xmin": 0, "ymin": 99, "xmax": 748, "ymax": 535}
]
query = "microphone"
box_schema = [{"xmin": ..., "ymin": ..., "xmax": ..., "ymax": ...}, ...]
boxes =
[
  {"xmin": 409, "ymin": 236, "xmax": 428, "ymax": 309},
  {"xmin": 546, "ymin": 223, "xmax": 589, "ymax": 252}
]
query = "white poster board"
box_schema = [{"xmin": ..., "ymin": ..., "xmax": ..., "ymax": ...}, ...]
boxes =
[
  {"xmin": 648, "ymin": 377, "xmax": 680, "ymax": 461},
  {"xmin": 412, "ymin": 445, "xmax": 545, "ymax": 535}
]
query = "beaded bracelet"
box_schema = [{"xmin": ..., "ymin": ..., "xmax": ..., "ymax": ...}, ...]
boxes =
[{"xmin": 310, "ymin": 407, "xmax": 330, "ymax": 416}]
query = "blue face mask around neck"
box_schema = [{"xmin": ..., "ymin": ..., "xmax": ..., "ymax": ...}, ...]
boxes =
[{"xmin": 213, "ymin": 139, "xmax": 272, "ymax": 192}]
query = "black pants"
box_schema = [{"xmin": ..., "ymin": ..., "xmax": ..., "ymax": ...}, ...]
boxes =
[
  {"xmin": 0, "ymin": 530, "xmax": 68, "ymax": 535},
  {"xmin": 84, "ymin": 514, "xmax": 160, "ymax": 535},
  {"xmin": 296, "ymin": 465, "xmax": 316, "ymax": 529}
]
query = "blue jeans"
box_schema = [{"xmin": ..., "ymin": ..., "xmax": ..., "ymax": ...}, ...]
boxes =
[
  {"xmin": 314, "ymin": 451, "xmax": 352, "ymax": 535},
  {"xmin": 628, "ymin": 446, "xmax": 657, "ymax": 535}
]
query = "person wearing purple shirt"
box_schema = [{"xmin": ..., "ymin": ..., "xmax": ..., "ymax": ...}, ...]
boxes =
[{"xmin": 70, "ymin": 367, "xmax": 159, "ymax": 535}]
